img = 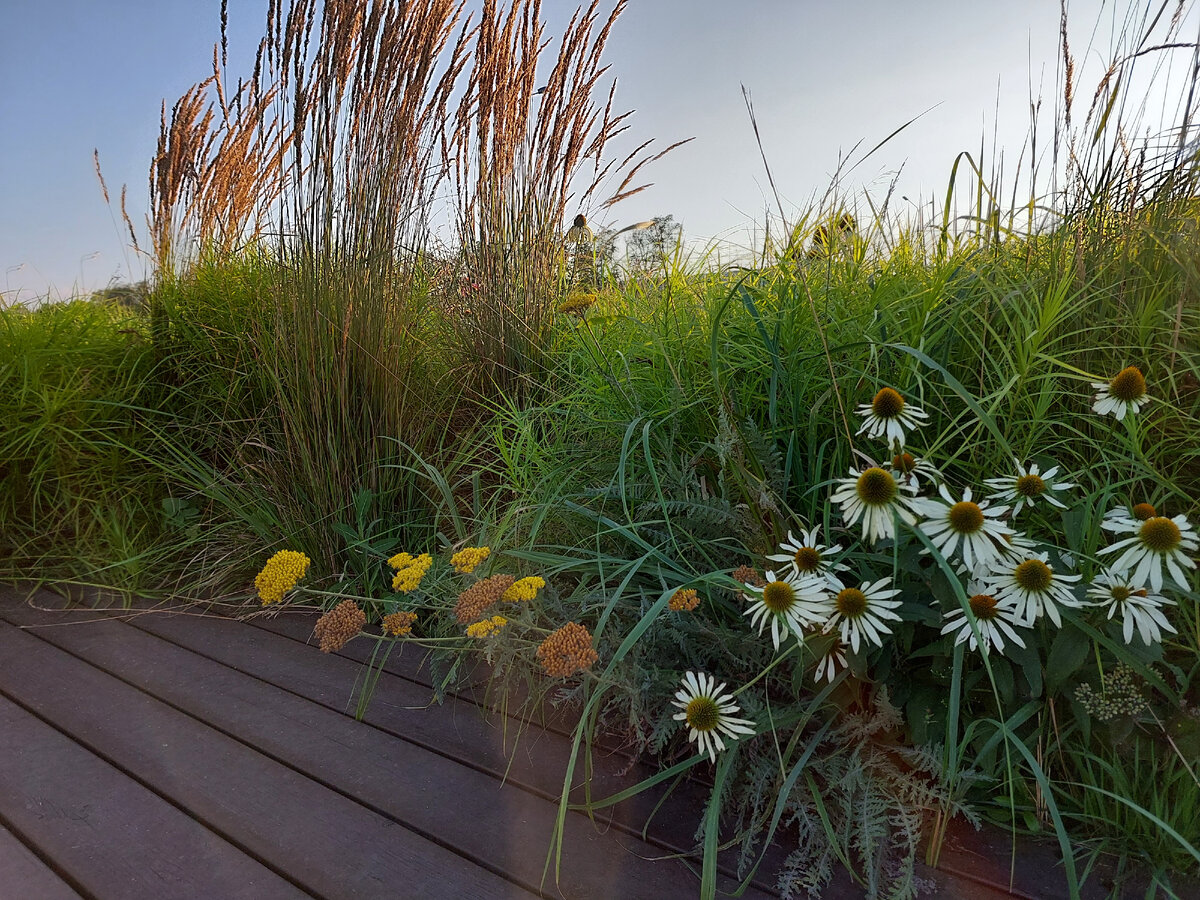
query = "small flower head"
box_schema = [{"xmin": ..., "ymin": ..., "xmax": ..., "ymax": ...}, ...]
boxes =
[
  {"xmin": 823, "ymin": 577, "xmax": 903, "ymax": 654},
  {"xmin": 855, "ymin": 387, "xmax": 930, "ymax": 449},
  {"xmin": 455, "ymin": 574, "xmax": 516, "ymax": 623},
  {"xmin": 830, "ymin": 466, "xmax": 922, "ymax": 544},
  {"xmin": 254, "ymin": 550, "xmax": 312, "ymax": 605},
  {"xmin": 390, "ymin": 552, "xmax": 433, "ymax": 592},
  {"xmin": 465, "ymin": 615, "xmax": 508, "ymax": 638},
  {"xmin": 940, "ymin": 589, "xmax": 1028, "ymax": 656},
  {"xmin": 916, "ymin": 485, "xmax": 1014, "ymax": 572},
  {"xmin": 536, "ymin": 622, "xmax": 599, "ymax": 678},
  {"xmin": 1091, "ymin": 366, "xmax": 1149, "ymax": 420},
  {"xmin": 671, "ymin": 671, "xmax": 756, "ymax": 763},
  {"xmin": 381, "ymin": 611, "xmax": 417, "ymax": 637},
  {"xmin": 731, "ymin": 565, "xmax": 765, "ymax": 588},
  {"xmin": 765, "ymin": 527, "xmax": 849, "ymax": 587},
  {"xmin": 1086, "ymin": 569, "xmax": 1176, "ymax": 646},
  {"xmin": 669, "ymin": 588, "xmax": 701, "ymax": 612},
  {"xmin": 502, "ymin": 576, "xmax": 545, "ymax": 604},
  {"xmin": 743, "ymin": 569, "xmax": 830, "ymax": 650},
  {"xmin": 557, "ymin": 292, "xmax": 598, "ymax": 316},
  {"xmin": 984, "ymin": 459, "xmax": 1076, "ymax": 517},
  {"xmin": 1098, "ymin": 513, "xmax": 1198, "ymax": 592},
  {"xmin": 984, "ymin": 551, "xmax": 1082, "ymax": 627},
  {"xmin": 313, "ymin": 600, "xmax": 366, "ymax": 653},
  {"xmin": 1075, "ymin": 665, "xmax": 1149, "ymax": 721},
  {"xmin": 450, "ymin": 546, "xmax": 491, "ymax": 574}
]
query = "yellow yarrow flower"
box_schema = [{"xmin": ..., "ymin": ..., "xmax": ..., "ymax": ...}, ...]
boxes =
[
  {"xmin": 450, "ymin": 546, "xmax": 491, "ymax": 574},
  {"xmin": 466, "ymin": 615, "xmax": 508, "ymax": 638},
  {"xmin": 502, "ymin": 575, "xmax": 545, "ymax": 603},
  {"xmin": 254, "ymin": 550, "xmax": 311, "ymax": 605},
  {"xmin": 390, "ymin": 552, "xmax": 432, "ymax": 592}
]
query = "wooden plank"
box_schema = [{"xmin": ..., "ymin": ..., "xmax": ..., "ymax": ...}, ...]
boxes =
[
  {"xmin": 0, "ymin": 621, "xmax": 534, "ymax": 900},
  {"xmin": 122, "ymin": 608, "xmax": 739, "ymax": 853},
  {"xmin": 0, "ymin": 823, "xmax": 84, "ymax": 900},
  {"xmin": 0, "ymin": 696, "xmax": 307, "ymax": 900},
  {"xmin": 0, "ymin": 603, "xmax": 761, "ymax": 900}
]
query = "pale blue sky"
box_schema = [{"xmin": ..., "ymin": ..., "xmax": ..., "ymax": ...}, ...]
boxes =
[{"xmin": 2, "ymin": 1, "xmax": 1195, "ymax": 302}]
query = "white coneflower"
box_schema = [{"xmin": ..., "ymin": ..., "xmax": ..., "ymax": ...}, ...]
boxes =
[
  {"xmin": 984, "ymin": 459, "xmax": 1076, "ymax": 517},
  {"xmin": 671, "ymin": 671, "xmax": 756, "ymax": 763},
  {"xmin": 1101, "ymin": 501, "xmax": 1160, "ymax": 532},
  {"xmin": 812, "ymin": 636, "xmax": 847, "ymax": 684},
  {"xmin": 916, "ymin": 485, "xmax": 1014, "ymax": 572},
  {"xmin": 889, "ymin": 451, "xmax": 942, "ymax": 491},
  {"xmin": 765, "ymin": 527, "xmax": 849, "ymax": 587},
  {"xmin": 743, "ymin": 570, "xmax": 830, "ymax": 651},
  {"xmin": 1091, "ymin": 366, "xmax": 1150, "ymax": 420},
  {"xmin": 1098, "ymin": 513, "xmax": 1198, "ymax": 592},
  {"xmin": 940, "ymin": 590, "xmax": 1028, "ymax": 656},
  {"xmin": 985, "ymin": 551, "xmax": 1083, "ymax": 627},
  {"xmin": 830, "ymin": 466, "xmax": 922, "ymax": 544},
  {"xmin": 823, "ymin": 578, "xmax": 903, "ymax": 653},
  {"xmin": 1086, "ymin": 569, "xmax": 1176, "ymax": 646},
  {"xmin": 855, "ymin": 387, "xmax": 930, "ymax": 449}
]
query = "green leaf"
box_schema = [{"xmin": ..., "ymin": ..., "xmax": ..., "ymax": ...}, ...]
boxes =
[{"xmin": 1045, "ymin": 622, "xmax": 1091, "ymax": 696}]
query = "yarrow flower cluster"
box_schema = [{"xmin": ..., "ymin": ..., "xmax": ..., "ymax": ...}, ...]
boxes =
[
  {"xmin": 502, "ymin": 576, "xmax": 545, "ymax": 604},
  {"xmin": 466, "ymin": 615, "xmax": 508, "ymax": 638},
  {"xmin": 254, "ymin": 550, "xmax": 311, "ymax": 605},
  {"xmin": 450, "ymin": 546, "xmax": 491, "ymax": 574},
  {"xmin": 536, "ymin": 622, "xmax": 599, "ymax": 677},
  {"xmin": 381, "ymin": 611, "xmax": 417, "ymax": 637},
  {"xmin": 455, "ymin": 574, "xmax": 515, "ymax": 624},
  {"xmin": 1075, "ymin": 665, "xmax": 1149, "ymax": 720},
  {"xmin": 313, "ymin": 600, "xmax": 365, "ymax": 653},
  {"xmin": 389, "ymin": 552, "xmax": 432, "ymax": 592},
  {"xmin": 669, "ymin": 588, "xmax": 701, "ymax": 612}
]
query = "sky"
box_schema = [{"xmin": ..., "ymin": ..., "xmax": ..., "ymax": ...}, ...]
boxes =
[{"xmin": 2, "ymin": 0, "xmax": 1197, "ymax": 303}]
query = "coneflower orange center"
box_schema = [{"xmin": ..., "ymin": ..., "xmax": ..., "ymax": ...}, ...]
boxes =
[
  {"xmin": 856, "ymin": 468, "xmax": 898, "ymax": 505},
  {"xmin": 793, "ymin": 547, "xmax": 822, "ymax": 572},
  {"xmin": 968, "ymin": 593, "xmax": 999, "ymax": 619},
  {"xmin": 1132, "ymin": 502, "xmax": 1157, "ymax": 521},
  {"xmin": 948, "ymin": 501, "xmax": 985, "ymax": 534},
  {"xmin": 685, "ymin": 696, "xmax": 720, "ymax": 732},
  {"xmin": 1140, "ymin": 516, "xmax": 1181, "ymax": 553},
  {"xmin": 872, "ymin": 387, "xmax": 905, "ymax": 418},
  {"xmin": 892, "ymin": 453, "xmax": 916, "ymax": 473},
  {"xmin": 1109, "ymin": 366, "xmax": 1146, "ymax": 402},
  {"xmin": 1014, "ymin": 559, "xmax": 1053, "ymax": 592},
  {"xmin": 762, "ymin": 581, "xmax": 796, "ymax": 614},
  {"xmin": 1015, "ymin": 474, "xmax": 1045, "ymax": 497},
  {"xmin": 835, "ymin": 588, "xmax": 868, "ymax": 618}
]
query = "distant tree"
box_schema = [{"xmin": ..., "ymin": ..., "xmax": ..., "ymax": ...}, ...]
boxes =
[
  {"xmin": 625, "ymin": 215, "xmax": 681, "ymax": 277},
  {"xmin": 91, "ymin": 280, "xmax": 150, "ymax": 311}
]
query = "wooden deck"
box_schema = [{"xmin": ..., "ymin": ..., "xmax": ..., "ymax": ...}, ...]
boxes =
[{"xmin": 0, "ymin": 584, "xmax": 1084, "ymax": 899}]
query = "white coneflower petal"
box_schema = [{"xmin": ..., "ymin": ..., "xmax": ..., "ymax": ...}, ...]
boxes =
[
  {"xmin": 823, "ymin": 577, "xmax": 903, "ymax": 654},
  {"xmin": 916, "ymin": 484, "xmax": 1014, "ymax": 572},
  {"xmin": 764, "ymin": 526, "xmax": 849, "ymax": 587},
  {"xmin": 743, "ymin": 569, "xmax": 831, "ymax": 651},
  {"xmin": 1091, "ymin": 366, "xmax": 1149, "ymax": 421},
  {"xmin": 1098, "ymin": 514, "xmax": 1198, "ymax": 593},
  {"xmin": 983, "ymin": 459, "xmax": 1076, "ymax": 517},
  {"xmin": 670, "ymin": 671, "xmax": 756, "ymax": 763},
  {"xmin": 830, "ymin": 466, "xmax": 922, "ymax": 544},
  {"xmin": 855, "ymin": 387, "xmax": 930, "ymax": 450}
]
